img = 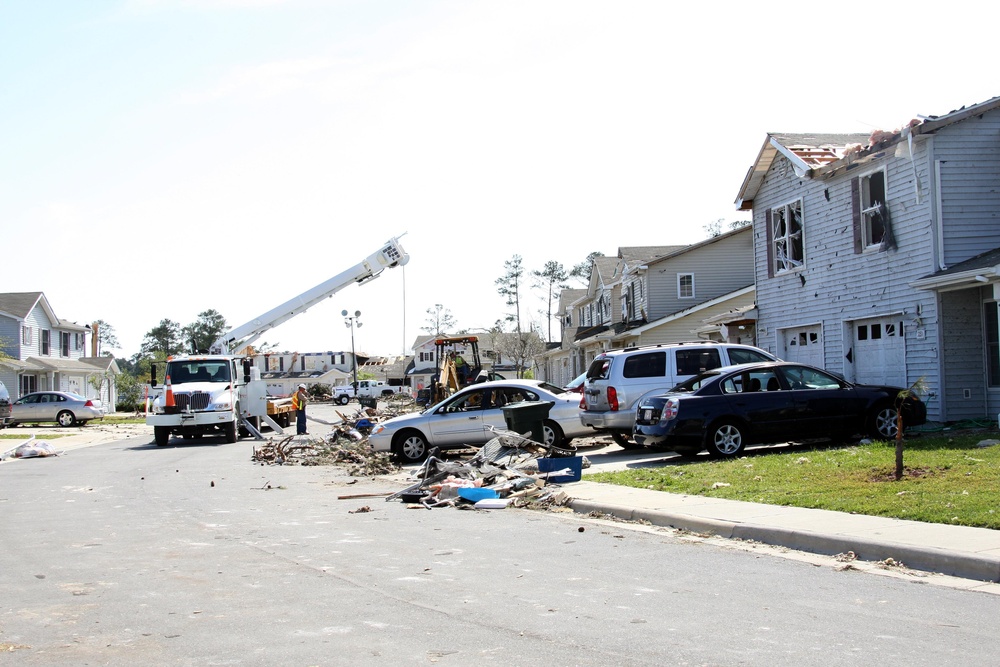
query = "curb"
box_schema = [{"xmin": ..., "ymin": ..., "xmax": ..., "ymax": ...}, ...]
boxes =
[{"xmin": 566, "ymin": 498, "xmax": 1000, "ymax": 583}]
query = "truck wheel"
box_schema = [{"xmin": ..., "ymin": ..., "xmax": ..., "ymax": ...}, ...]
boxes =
[
  {"xmin": 338, "ymin": 395, "xmax": 350, "ymax": 406},
  {"xmin": 224, "ymin": 419, "xmax": 238, "ymax": 443},
  {"xmin": 154, "ymin": 426, "xmax": 170, "ymax": 447}
]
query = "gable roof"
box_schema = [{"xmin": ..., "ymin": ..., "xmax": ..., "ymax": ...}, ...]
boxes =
[
  {"xmin": 735, "ymin": 94, "xmax": 1000, "ymax": 210},
  {"xmin": 645, "ymin": 225, "xmax": 752, "ymax": 268},
  {"xmin": 0, "ymin": 292, "xmax": 46, "ymax": 320}
]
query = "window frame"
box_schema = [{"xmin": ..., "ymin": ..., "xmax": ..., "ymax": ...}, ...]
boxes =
[
  {"xmin": 677, "ymin": 273, "xmax": 695, "ymax": 299},
  {"xmin": 770, "ymin": 198, "xmax": 805, "ymax": 275},
  {"xmin": 860, "ymin": 168, "xmax": 887, "ymax": 249}
]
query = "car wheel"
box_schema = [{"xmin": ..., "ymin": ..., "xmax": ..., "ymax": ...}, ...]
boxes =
[
  {"xmin": 394, "ymin": 430, "xmax": 430, "ymax": 463},
  {"xmin": 611, "ymin": 431, "xmax": 642, "ymax": 450},
  {"xmin": 542, "ymin": 420, "xmax": 564, "ymax": 448},
  {"xmin": 869, "ymin": 405, "xmax": 899, "ymax": 440},
  {"xmin": 154, "ymin": 426, "xmax": 170, "ymax": 447},
  {"xmin": 57, "ymin": 410, "xmax": 76, "ymax": 427},
  {"xmin": 339, "ymin": 395, "xmax": 350, "ymax": 406},
  {"xmin": 705, "ymin": 420, "xmax": 746, "ymax": 458}
]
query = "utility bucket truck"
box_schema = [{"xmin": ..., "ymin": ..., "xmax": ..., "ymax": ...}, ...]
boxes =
[{"xmin": 146, "ymin": 237, "xmax": 409, "ymax": 447}]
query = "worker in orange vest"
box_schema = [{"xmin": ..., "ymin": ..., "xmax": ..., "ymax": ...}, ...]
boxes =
[{"xmin": 292, "ymin": 383, "xmax": 308, "ymax": 435}]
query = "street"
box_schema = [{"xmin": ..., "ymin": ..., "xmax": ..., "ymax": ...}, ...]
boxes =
[{"xmin": 1, "ymin": 418, "xmax": 999, "ymax": 665}]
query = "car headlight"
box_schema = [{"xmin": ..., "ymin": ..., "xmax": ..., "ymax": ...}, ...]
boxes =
[{"xmin": 371, "ymin": 424, "xmax": 385, "ymax": 436}]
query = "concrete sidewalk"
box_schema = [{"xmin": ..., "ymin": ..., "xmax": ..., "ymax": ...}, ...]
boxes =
[{"xmin": 565, "ymin": 480, "xmax": 1000, "ymax": 584}]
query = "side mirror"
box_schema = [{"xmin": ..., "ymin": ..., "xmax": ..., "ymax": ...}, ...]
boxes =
[{"xmin": 150, "ymin": 365, "xmax": 159, "ymax": 387}]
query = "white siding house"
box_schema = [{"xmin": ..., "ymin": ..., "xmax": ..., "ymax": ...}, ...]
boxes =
[
  {"xmin": 0, "ymin": 292, "xmax": 119, "ymax": 407},
  {"xmin": 735, "ymin": 94, "xmax": 1000, "ymax": 423}
]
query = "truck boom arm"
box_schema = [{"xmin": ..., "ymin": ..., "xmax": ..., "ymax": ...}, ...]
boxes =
[{"xmin": 210, "ymin": 236, "xmax": 409, "ymax": 354}]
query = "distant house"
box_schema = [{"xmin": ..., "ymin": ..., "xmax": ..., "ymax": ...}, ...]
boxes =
[
  {"xmin": 0, "ymin": 292, "xmax": 119, "ymax": 407},
  {"xmin": 734, "ymin": 94, "xmax": 1000, "ymax": 422}
]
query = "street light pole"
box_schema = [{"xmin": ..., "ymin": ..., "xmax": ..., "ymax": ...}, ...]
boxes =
[{"xmin": 342, "ymin": 310, "xmax": 362, "ymax": 390}]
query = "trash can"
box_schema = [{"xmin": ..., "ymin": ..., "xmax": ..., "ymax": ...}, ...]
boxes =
[{"xmin": 501, "ymin": 400, "xmax": 554, "ymax": 443}]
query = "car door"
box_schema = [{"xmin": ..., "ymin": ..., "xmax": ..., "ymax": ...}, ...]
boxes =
[
  {"xmin": 719, "ymin": 369, "xmax": 795, "ymax": 442},
  {"xmin": 427, "ymin": 389, "xmax": 489, "ymax": 446},
  {"xmin": 777, "ymin": 365, "xmax": 862, "ymax": 436},
  {"xmin": 13, "ymin": 393, "xmax": 41, "ymax": 421}
]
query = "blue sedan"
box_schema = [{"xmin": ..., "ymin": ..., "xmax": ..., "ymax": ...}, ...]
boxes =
[{"xmin": 632, "ymin": 362, "xmax": 927, "ymax": 459}]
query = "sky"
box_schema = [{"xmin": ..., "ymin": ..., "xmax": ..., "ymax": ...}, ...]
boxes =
[{"xmin": 3, "ymin": 0, "xmax": 998, "ymax": 360}]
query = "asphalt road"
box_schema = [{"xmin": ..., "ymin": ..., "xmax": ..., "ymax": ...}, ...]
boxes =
[{"xmin": 3, "ymin": 409, "xmax": 1000, "ymax": 665}]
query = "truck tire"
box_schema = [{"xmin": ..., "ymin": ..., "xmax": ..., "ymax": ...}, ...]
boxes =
[
  {"xmin": 338, "ymin": 395, "xmax": 350, "ymax": 406},
  {"xmin": 154, "ymin": 426, "xmax": 170, "ymax": 447},
  {"xmin": 224, "ymin": 419, "xmax": 238, "ymax": 443}
]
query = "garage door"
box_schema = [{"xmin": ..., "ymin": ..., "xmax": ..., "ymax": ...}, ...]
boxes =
[
  {"xmin": 781, "ymin": 326, "xmax": 824, "ymax": 368},
  {"xmin": 853, "ymin": 317, "xmax": 906, "ymax": 387}
]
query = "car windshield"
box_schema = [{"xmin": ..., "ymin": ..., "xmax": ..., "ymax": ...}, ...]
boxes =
[{"xmin": 670, "ymin": 369, "xmax": 723, "ymax": 393}]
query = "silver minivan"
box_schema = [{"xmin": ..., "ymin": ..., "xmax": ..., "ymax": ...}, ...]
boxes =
[{"xmin": 579, "ymin": 342, "xmax": 777, "ymax": 448}]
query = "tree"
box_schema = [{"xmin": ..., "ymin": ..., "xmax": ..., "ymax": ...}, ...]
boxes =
[
  {"xmin": 532, "ymin": 260, "xmax": 569, "ymax": 343},
  {"xmin": 183, "ymin": 309, "xmax": 228, "ymax": 353},
  {"xmin": 495, "ymin": 255, "xmax": 525, "ymax": 336},
  {"xmin": 114, "ymin": 372, "xmax": 144, "ymax": 412},
  {"xmin": 491, "ymin": 325, "xmax": 546, "ymax": 379},
  {"xmin": 704, "ymin": 218, "xmax": 752, "ymax": 238},
  {"xmin": 0, "ymin": 335, "xmax": 12, "ymax": 361},
  {"xmin": 569, "ymin": 252, "xmax": 603, "ymax": 285},
  {"xmin": 140, "ymin": 319, "xmax": 184, "ymax": 356},
  {"xmin": 421, "ymin": 304, "xmax": 457, "ymax": 336},
  {"xmin": 91, "ymin": 319, "xmax": 120, "ymax": 355}
]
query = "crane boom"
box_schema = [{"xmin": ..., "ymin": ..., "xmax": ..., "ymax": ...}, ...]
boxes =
[{"xmin": 210, "ymin": 236, "xmax": 409, "ymax": 354}]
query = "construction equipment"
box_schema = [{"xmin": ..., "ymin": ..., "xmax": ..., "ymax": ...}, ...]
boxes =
[
  {"xmin": 429, "ymin": 335, "xmax": 504, "ymax": 403},
  {"xmin": 146, "ymin": 237, "xmax": 409, "ymax": 446}
]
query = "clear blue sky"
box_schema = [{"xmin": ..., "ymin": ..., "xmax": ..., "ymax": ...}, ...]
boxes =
[{"xmin": 3, "ymin": 0, "xmax": 996, "ymax": 358}]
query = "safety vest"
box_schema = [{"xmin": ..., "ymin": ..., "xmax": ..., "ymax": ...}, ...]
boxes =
[{"xmin": 292, "ymin": 391, "xmax": 305, "ymax": 410}]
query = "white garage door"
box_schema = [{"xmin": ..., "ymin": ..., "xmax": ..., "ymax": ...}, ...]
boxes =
[
  {"xmin": 781, "ymin": 326, "xmax": 824, "ymax": 368},
  {"xmin": 853, "ymin": 317, "xmax": 906, "ymax": 387}
]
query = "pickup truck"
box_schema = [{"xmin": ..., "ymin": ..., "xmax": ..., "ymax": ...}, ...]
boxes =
[{"xmin": 332, "ymin": 380, "xmax": 408, "ymax": 405}]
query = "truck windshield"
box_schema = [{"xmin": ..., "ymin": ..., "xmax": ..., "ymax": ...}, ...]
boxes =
[{"xmin": 166, "ymin": 361, "xmax": 231, "ymax": 384}]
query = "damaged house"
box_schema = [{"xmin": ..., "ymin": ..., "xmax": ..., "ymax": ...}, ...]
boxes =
[{"xmin": 734, "ymin": 94, "xmax": 1000, "ymax": 423}]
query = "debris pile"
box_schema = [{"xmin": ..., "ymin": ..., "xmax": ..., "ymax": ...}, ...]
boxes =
[
  {"xmin": 251, "ymin": 434, "xmax": 398, "ymax": 475},
  {"xmin": 1, "ymin": 436, "xmax": 60, "ymax": 460},
  {"xmin": 386, "ymin": 433, "xmax": 585, "ymax": 510}
]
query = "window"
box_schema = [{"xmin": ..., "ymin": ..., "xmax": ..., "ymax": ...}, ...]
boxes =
[
  {"xmin": 676, "ymin": 349, "xmax": 721, "ymax": 375},
  {"xmin": 727, "ymin": 348, "xmax": 773, "ymax": 365},
  {"xmin": 987, "ymin": 302, "xmax": 1000, "ymax": 387},
  {"xmin": 41, "ymin": 329, "xmax": 50, "ymax": 355},
  {"xmin": 61, "ymin": 332, "xmax": 70, "ymax": 357},
  {"xmin": 770, "ymin": 199, "xmax": 804, "ymax": 274},
  {"xmin": 860, "ymin": 170, "xmax": 887, "ymax": 247},
  {"xmin": 677, "ymin": 273, "xmax": 694, "ymax": 299},
  {"xmin": 22, "ymin": 326, "xmax": 32, "ymax": 344},
  {"xmin": 622, "ymin": 351, "xmax": 667, "ymax": 379}
]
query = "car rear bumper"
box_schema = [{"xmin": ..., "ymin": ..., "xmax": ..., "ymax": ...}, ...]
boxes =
[{"xmin": 579, "ymin": 410, "xmax": 633, "ymax": 431}]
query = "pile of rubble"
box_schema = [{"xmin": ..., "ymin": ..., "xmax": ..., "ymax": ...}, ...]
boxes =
[
  {"xmin": 386, "ymin": 433, "xmax": 586, "ymax": 510},
  {"xmin": 250, "ymin": 401, "xmax": 421, "ymax": 472}
]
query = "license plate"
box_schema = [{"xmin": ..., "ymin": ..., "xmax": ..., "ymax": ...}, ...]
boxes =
[{"xmin": 641, "ymin": 409, "xmax": 654, "ymax": 421}]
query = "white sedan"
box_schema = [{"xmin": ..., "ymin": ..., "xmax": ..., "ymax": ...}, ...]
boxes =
[{"xmin": 368, "ymin": 379, "xmax": 591, "ymax": 463}]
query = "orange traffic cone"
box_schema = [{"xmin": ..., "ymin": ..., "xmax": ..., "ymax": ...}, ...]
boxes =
[{"xmin": 165, "ymin": 375, "xmax": 175, "ymax": 408}]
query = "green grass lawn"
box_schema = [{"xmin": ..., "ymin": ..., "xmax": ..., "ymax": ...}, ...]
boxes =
[{"xmin": 586, "ymin": 430, "xmax": 1000, "ymax": 529}]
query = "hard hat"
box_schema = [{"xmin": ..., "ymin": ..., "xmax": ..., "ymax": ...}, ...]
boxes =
[{"xmin": 298, "ymin": 383, "xmax": 306, "ymax": 389}]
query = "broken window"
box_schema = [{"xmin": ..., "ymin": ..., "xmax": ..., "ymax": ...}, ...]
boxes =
[
  {"xmin": 771, "ymin": 199, "xmax": 803, "ymax": 274},
  {"xmin": 678, "ymin": 273, "xmax": 694, "ymax": 299},
  {"xmin": 861, "ymin": 170, "xmax": 887, "ymax": 247}
]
